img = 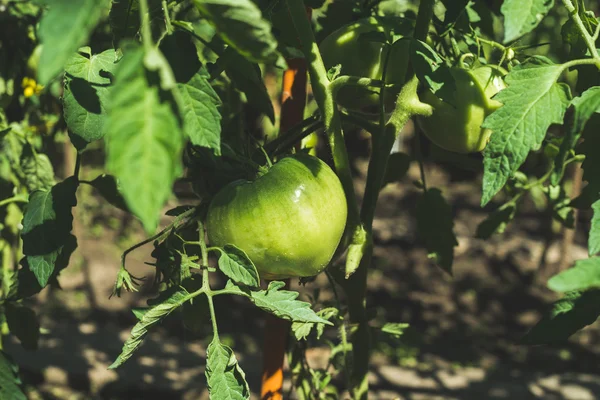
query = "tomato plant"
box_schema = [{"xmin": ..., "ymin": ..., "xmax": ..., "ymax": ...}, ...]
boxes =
[
  {"xmin": 206, "ymin": 153, "xmax": 347, "ymax": 280},
  {"xmin": 320, "ymin": 17, "xmax": 410, "ymax": 113},
  {"xmin": 2, "ymin": 0, "xmax": 600, "ymax": 399},
  {"xmin": 417, "ymin": 64, "xmax": 507, "ymax": 153}
]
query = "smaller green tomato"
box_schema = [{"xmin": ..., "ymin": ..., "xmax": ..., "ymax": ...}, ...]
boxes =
[
  {"xmin": 320, "ymin": 17, "xmax": 410, "ymax": 114},
  {"xmin": 417, "ymin": 65, "xmax": 507, "ymax": 154},
  {"xmin": 206, "ymin": 153, "xmax": 348, "ymax": 280}
]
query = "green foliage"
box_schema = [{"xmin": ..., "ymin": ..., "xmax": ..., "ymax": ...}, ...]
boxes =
[
  {"xmin": 193, "ymin": 0, "xmax": 279, "ymax": 64},
  {"xmin": 216, "ymin": 245, "xmax": 260, "ymax": 288},
  {"xmin": 105, "ymin": 44, "xmax": 184, "ymax": 234},
  {"xmin": 37, "ymin": 0, "xmax": 110, "ymax": 85},
  {"xmin": 63, "ymin": 47, "xmax": 117, "ymax": 150},
  {"xmin": 522, "ymin": 290, "xmax": 600, "ymax": 345},
  {"xmin": 481, "ymin": 57, "xmax": 571, "ymax": 205},
  {"xmin": 205, "ymin": 338, "xmax": 250, "ymax": 399},
  {"xmin": 3, "ymin": 0, "xmax": 600, "ymax": 397},
  {"xmin": 21, "ymin": 177, "xmax": 78, "ymax": 287},
  {"xmin": 0, "ymin": 351, "xmax": 26, "ymax": 400},
  {"xmin": 501, "ymin": 0, "xmax": 555, "ymax": 43}
]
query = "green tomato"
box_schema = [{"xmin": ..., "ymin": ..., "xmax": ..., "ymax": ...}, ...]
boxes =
[
  {"xmin": 417, "ymin": 65, "xmax": 507, "ymax": 154},
  {"xmin": 206, "ymin": 153, "xmax": 348, "ymax": 280},
  {"xmin": 320, "ymin": 17, "xmax": 410, "ymax": 114}
]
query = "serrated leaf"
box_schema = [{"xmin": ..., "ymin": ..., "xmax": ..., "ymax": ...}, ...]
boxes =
[
  {"xmin": 63, "ymin": 48, "xmax": 118, "ymax": 150},
  {"xmin": 416, "ymin": 188, "xmax": 457, "ymax": 274},
  {"xmin": 410, "ymin": 39, "xmax": 455, "ymax": 98},
  {"xmin": 381, "ymin": 322, "xmax": 409, "ymax": 338},
  {"xmin": 249, "ymin": 281, "xmax": 333, "ymax": 324},
  {"xmin": 19, "ymin": 146, "xmax": 55, "ymax": 192},
  {"xmin": 548, "ymin": 257, "xmax": 600, "ymax": 292},
  {"xmin": 5, "ymin": 303, "xmax": 40, "ymax": 351},
  {"xmin": 590, "ymin": 200, "xmax": 600, "ymax": 256},
  {"xmin": 291, "ymin": 307, "xmax": 338, "ymax": 341},
  {"xmin": 37, "ymin": 0, "xmax": 110, "ymax": 85},
  {"xmin": 193, "ymin": 0, "xmax": 278, "ymax": 64},
  {"xmin": 109, "ymin": 288, "xmax": 191, "ymax": 368},
  {"xmin": 177, "ymin": 70, "xmax": 222, "ymax": 155},
  {"xmin": 105, "ymin": 44, "xmax": 185, "ymax": 234},
  {"xmin": 206, "ymin": 339, "xmax": 250, "ymax": 399},
  {"xmin": 552, "ymin": 87, "xmax": 600, "ymax": 185},
  {"xmin": 217, "ymin": 245, "xmax": 259, "ymax": 288},
  {"xmin": 481, "ymin": 57, "xmax": 571, "ymax": 206},
  {"xmin": 21, "ymin": 178, "xmax": 78, "ymax": 287},
  {"xmin": 501, "ymin": 0, "xmax": 554, "ymax": 43},
  {"xmin": 0, "ymin": 351, "xmax": 26, "ymax": 400},
  {"xmin": 522, "ymin": 290, "xmax": 600, "ymax": 345}
]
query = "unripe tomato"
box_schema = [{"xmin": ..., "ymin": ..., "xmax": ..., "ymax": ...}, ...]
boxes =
[
  {"xmin": 206, "ymin": 153, "xmax": 348, "ymax": 280},
  {"xmin": 320, "ymin": 17, "xmax": 410, "ymax": 114},
  {"xmin": 417, "ymin": 65, "xmax": 507, "ymax": 154}
]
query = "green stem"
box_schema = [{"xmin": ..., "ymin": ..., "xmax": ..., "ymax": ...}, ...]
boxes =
[
  {"xmin": 340, "ymin": 112, "xmax": 380, "ymax": 135},
  {"xmin": 74, "ymin": 152, "xmax": 82, "ymax": 182},
  {"xmin": 561, "ymin": 0, "xmax": 600, "ymax": 64},
  {"xmin": 204, "ymin": 269, "xmax": 219, "ymax": 341},
  {"xmin": 0, "ymin": 196, "xmax": 28, "ymax": 208},
  {"xmin": 198, "ymin": 220, "xmax": 219, "ymax": 341},
  {"xmin": 162, "ymin": 0, "xmax": 173, "ymax": 34},
  {"xmin": 267, "ymin": 116, "xmax": 323, "ymax": 157},
  {"xmin": 138, "ymin": 0, "xmax": 154, "ymax": 52}
]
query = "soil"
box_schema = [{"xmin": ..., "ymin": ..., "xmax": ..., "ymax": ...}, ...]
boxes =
[{"xmin": 9, "ymin": 131, "xmax": 600, "ymax": 400}]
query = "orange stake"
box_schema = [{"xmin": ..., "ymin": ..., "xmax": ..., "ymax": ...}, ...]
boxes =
[{"xmin": 260, "ymin": 8, "xmax": 311, "ymax": 400}]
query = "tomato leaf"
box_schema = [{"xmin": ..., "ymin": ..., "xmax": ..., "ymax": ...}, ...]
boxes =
[
  {"xmin": 481, "ymin": 57, "xmax": 571, "ymax": 206},
  {"xmin": 501, "ymin": 0, "xmax": 554, "ymax": 43},
  {"xmin": 109, "ymin": 0, "xmax": 163, "ymax": 48},
  {"xmin": 521, "ymin": 290, "xmax": 600, "ymax": 345},
  {"xmin": 105, "ymin": 44, "xmax": 185, "ymax": 234},
  {"xmin": 416, "ymin": 188, "xmax": 457, "ymax": 275},
  {"xmin": 177, "ymin": 69, "xmax": 222, "ymax": 156},
  {"xmin": 292, "ymin": 307, "xmax": 338, "ymax": 341},
  {"xmin": 380, "ymin": 322, "xmax": 409, "ymax": 338},
  {"xmin": 109, "ymin": 288, "xmax": 192, "ymax": 369},
  {"xmin": 5, "ymin": 303, "xmax": 39, "ymax": 351},
  {"xmin": 217, "ymin": 245, "xmax": 260, "ymax": 288},
  {"xmin": 19, "ymin": 145, "xmax": 55, "ymax": 192},
  {"xmin": 548, "ymin": 257, "xmax": 600, "ymax": 292},
  {"xmin": 37, "ymin": 0, "xmax": 110, "ymax": 85},
  {"xmin": 63, "ymin": 47, "xmax": 118, "ymax": 150},
  {"xmin": 245, "ymin": 281, "xmax": 333, "ymax": 324},
  {"xmin": 193, "ymin": 0, "xmax": 278, "ymax": 64},
  {"xmin": 205, "ymin": 338, "xmax": 250, "ymax": 400},
  {"xmin": 552, "ymin": 87, "xmax": 600, "ymax": 185},
  {"xmin": 0, "ymin": 351, "xmax": 26, "ymax": 400},
  {"xmin": 590, "ymin": 201, "xmax": 600, "ymax": 256},
  {"xmin": 21, "ymin": 177, "xmax": 78, "ymax": 287}
]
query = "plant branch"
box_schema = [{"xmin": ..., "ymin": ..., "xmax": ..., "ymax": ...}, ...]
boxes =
[
  {"xmin": 0, "ymin": 196, "xmax": 28, "ymax": 208},
  {"xmin": 138, "ymin": 0, "xmax": 154, "ymax": 52},
  {"xmin": 561, "ymin": 0, "xmax": 600, "ymax": 64},
  {"xmin": 162, "ymin": 0, "xmax": 173, "ymax": 34}
]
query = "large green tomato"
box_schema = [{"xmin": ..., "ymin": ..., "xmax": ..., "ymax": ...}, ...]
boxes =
[
  {"xmin": 417, "ymin": 65, "xmax": 507, "ymax": 154},
  {"xmin": 320, "ymin": 17, "xmax": 410, "ymax": 114},
  {"xmin": 206, "ymin": 153, "xmax": 348, "ymax": 280}
]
